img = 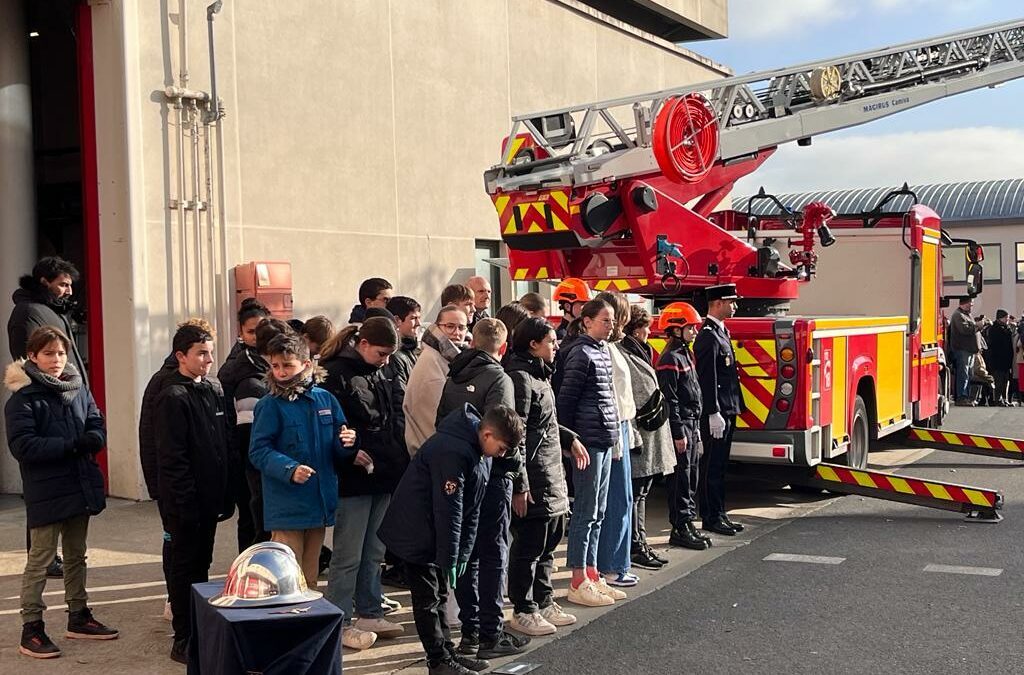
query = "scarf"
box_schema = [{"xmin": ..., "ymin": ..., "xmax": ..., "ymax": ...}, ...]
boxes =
[
  {"xmin": 621, "ymin": 334, "xmax": 654, "ymax": 365},
  {"xmin": 266, "ymin": 364, "xmax": 326, "ymax": 401},
  {"xmin": 24, "ymin": 360, "xmax": 82, "ymax": 405},
  {"xmin": 422, "ymin": 325, "xmax": 462, "ymax": 364}
]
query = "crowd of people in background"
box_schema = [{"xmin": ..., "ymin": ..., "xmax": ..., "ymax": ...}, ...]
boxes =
[
  {"xmin": 1, "ymin": 257, "xmax": 828, "ymax": 673},
  {"xmin": 947, "ymin": 296, "xmax": 1024, "ymax": 407}
]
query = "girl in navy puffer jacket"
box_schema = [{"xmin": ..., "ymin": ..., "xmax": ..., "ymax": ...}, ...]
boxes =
[{"xmin": 555, "ymin": 299, "xmax": 621, "ymax": 608}]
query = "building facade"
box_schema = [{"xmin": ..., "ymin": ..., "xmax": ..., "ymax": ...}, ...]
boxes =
[{"xmin": 0, "ymin": 0, "xmax": 728, "ymax": 499}]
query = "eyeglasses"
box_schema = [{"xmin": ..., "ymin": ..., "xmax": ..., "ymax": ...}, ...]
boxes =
[{"xmin": 439, "ymin": 322, "xmax": 468, "ymax": 332}]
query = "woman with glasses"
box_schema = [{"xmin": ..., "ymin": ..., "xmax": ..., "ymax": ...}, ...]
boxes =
[
  {"xmin": 555, "ymin": 299, "xmax": 621, "ymax": 608},
  {"xmin": 402, "ymin": 305, "xmax": 468, "ymax": 456}
]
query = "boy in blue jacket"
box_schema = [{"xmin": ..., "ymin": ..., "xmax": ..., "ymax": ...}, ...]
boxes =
[
  {"xmin": 249, "ymin": 334, "xmax": 356, "ymax": 586},
  {"xmin": 378, "ymin": 404, "xmax": 524, "ymax": 675}
]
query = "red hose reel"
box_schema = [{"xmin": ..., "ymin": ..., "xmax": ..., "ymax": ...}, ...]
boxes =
[{"xmin": 652, "ymin": 93, "xmax": 720, "ymax": 184}]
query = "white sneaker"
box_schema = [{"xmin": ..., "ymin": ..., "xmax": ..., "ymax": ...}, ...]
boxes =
[
  {"xmin": 509, "ymin": 611, "xmax": 557, "ymax": 636},
  {"xmin": 566, "ymin": 580, "xmax": 614, "ymax": 607},
  {"xmin": 354, "ymin": 616, "xmax": 404, "ymax": 639},
  {"xmin": 539, "ymin": 602, "xmax": 576, "ymax": 627},
  {"xmin": 596, "ymin": 577, "xmax": 627, "ymax": 601},
  {"xmin": 342, "ymin": 625, "xmax": 378, "ymax": 650}
]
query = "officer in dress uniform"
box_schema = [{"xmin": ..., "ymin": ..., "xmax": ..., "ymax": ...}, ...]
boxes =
[{"xmin": 693, "ymin": 284, "xmax": 746, "ymax": 536}]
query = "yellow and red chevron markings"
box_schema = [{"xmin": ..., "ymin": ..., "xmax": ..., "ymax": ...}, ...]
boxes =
[
  {"xmin": 735, "ymin": 339, "xmax": 778, "ymax": 429},
  {"xmin": 493, "ymin": 189, "xmax": 572, "ymax": 235},
  {"xmin": 814, "ymin": 464, "xmax": 1000, "ymax": 511},
  {"xmin": 906, "ymin": 427, "xmax": 1024, "ymax": 460},
  {"xmin": 593, "ymin": 278, "xmax": 649, "ymax": 292}
]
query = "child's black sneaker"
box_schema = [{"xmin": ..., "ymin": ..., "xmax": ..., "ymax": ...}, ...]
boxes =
[
  {"xmin": 428, "ymin": 657, "xmax": 474, "ymax": 675},
  {"xmin": 476, "ymin": 630, "xmax": 530, "ymax": 659},
  {"xmin": 66, "ymin": 608, "xmax": 119, "ymax": 640},
  {"xmin": 19, "ymin": 620, "xmax": 61, "ymax": 659}
]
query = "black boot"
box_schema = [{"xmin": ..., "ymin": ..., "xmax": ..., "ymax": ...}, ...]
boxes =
[
  {"xmin": 720, "ymin": 515, "xmax": 744, "ymax": 532},
  {"xmin": 66, "ymin": 608, "xmax": 119, "ymax": 640},
  {"xmin": 686, "ymin": 521, "xmax": 713, "ymax": 544},
  {"xmin": 170, "ymin": 637, "xmax": 188, "ymax": 664},
  {"xmin": 669, "ymin": 525, "xmax": 710, "ymax": 550},
  {"xmin": 20, "ymin": 620, "xmax": 61, "ymax": 659}
]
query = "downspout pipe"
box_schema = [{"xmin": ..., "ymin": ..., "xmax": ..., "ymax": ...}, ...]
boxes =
[{"xmin": 205, "ymin": 1, "xmax": 224, "ymax": 124}]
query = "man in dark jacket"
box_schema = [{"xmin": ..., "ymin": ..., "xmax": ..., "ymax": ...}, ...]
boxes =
[
  {"xmin": 987, "ymin": 309, "xmax": 1016, "ymax": 405},
  {"xmin": 948, "ymin": 297, "xmax": 979, "ymax": 405},
  {"xmin": 378, "ymin": 405, "xmax": 524, "ymax": 675},
  {"xmin": 694, "ymin": 284, "xmax": 745, "ymax": 537},
  {"xmin": 466, "ymin": 276, "xmax": 492, "ymax": 330},
  {"xmin": 436, "ymin": 319, "xmax": 528, "ymax": 660},
  {"xmin": 7, "ymin": 258, "xmax": 87, "ymax": 386},
  {"xmin": 656, "ymin": 303, "xmax": 712, "ymax": 551},
  {"xmin": 155, "ymin": 324, "xmax": 234, "ymax": 663},
  {"xmin": 7, "ymin": 256, "xmax": 85, "ymax": 579},
  {"xmin": 349, "ymin": 277, "xmax": 394, "ymax": 325},
  {"xmin": 386, "ymin": 296, "xmax": 422, "ymax": 437}
]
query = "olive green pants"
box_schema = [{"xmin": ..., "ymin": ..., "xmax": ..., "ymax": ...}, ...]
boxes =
[{"xmin": 21, "ymin": 515, "xmax": 90, "ymax": 623}]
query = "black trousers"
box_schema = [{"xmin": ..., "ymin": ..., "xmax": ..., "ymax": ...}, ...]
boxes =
[
  {"xmin": 231, "ymin": 460, "xmax": 256, "ymax": 553},
  {"xmin": 630, "ymin": 475, "xmax": 655, "ymax": 551},
  {"xmin": 994, "ymin": 368, "xmax": 1011, "ymax": 403},
  {"xmin": 668, "ymin": 419, "xmax": 702, "ymax": 528},
  {"xmin": 698, "ymin": 415, "xmax": 735, "ymax": 523},
  {"xmin": 245, "ymin": 465, "xmax": 270, "ymax": 545},
  {"xmin": 508, "ymin": 514, "xmax": 565, "ymax": 615},
  {"xmin": 405, "ymin": 561, "xmax": 455, "ymax": 666},
  {"xmin": 456, "ymin": 476, "xmax": 512, "ymax": 639},
  {"xmin": 165, "ymin": 516, "xmax": 218, "ymax": 642}
]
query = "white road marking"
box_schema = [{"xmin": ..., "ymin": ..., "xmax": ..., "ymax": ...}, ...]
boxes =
[
  {"xmin": 923, "ymin": 564, "xmax": 1002, "ymax": 577},
  {"xmin": 764, "ymin": 553, "xmax": 846, "ymax": 565}
]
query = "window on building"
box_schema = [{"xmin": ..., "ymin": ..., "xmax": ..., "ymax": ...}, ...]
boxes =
[
  {"xmin": 474, "ymin": 239, "xmax": 502, "ymax": 314},
  {"xmin": 1016, "ymin": 243, "xmax": 1024, "ymax": 283},
  {"xmin": 943, "ymin": 243, "xmax": 1000, "ymax": 284}
]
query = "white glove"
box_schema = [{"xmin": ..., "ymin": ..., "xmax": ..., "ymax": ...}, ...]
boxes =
[{"xmin": 709, "ymin": 412, "xmax": 726, "ymax": 439}]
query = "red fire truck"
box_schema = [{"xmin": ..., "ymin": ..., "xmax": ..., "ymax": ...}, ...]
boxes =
[{"xmin": 483, "ymin": 20, "xmax": 1024, "ymax": 518}]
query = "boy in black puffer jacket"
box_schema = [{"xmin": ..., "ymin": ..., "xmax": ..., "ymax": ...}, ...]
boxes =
[
  {"xmin": 436, "ymin": 319, "xmax": 528, "ymax": 660},
  {"xmin": 5, "ymin": 326, "xmax": 117, "ymax": 659}
]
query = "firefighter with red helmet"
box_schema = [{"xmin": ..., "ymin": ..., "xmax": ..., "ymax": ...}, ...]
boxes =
[
  {"xmin": 552, "ymin": 278, "xmax": 590, "ymax": 341},
  {"xmin": 656, "ymin": 302, "xmax": 712, "ymax": 551}
]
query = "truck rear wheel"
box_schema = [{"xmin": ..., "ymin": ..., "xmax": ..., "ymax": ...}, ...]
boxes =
[{"xmin": 843, "ymin": 395, "xmax": 870, "ymax": 469}]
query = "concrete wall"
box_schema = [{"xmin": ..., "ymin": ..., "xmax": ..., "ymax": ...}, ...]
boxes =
[{"xmin": 88, "ymin": 0, "xmax": 727, "ymax": 500}]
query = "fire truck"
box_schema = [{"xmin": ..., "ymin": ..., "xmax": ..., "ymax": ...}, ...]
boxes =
[{"xmin": 483, "ymin": 20, "xmax": 1024, "ymax": 519}]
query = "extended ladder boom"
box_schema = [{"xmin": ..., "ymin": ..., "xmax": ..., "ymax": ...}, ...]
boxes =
[{"xmin": 486, "ymin": 19, "xmax": 1024, "ymax": 194}]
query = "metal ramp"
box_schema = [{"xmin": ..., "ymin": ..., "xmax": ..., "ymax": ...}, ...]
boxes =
[
  {"xmin": 780, "ymin": 463, "xmax": 1003, "ymax": 522},
  {"xmin": 900, "ymin": 426, "xmax": 1024, "ymax": 462}
]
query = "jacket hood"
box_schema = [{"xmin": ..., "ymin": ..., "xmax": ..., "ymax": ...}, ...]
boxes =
[
  {"xmin": 13, "ymin": 275, "xmax": 60, "ymax": 308},
  {"xmin": 348, "ymin": 304, "xmax": 367, "ymax": 324},
  {"xmin": 338, "ymin": 343, "xmax": 383, "ymax": 376},
  {"xmin": 161, "ymin": 352, "xmax": 178, "ymax": 370},
  {"xmin": 505, "ymin": 351, "xmax": 553, "ymax": 380},
  {"xmin": 217, "ymin": 343, "xmax": 268, "ymax": 387},
  {"xmin": 436, "ymin": 403, "xmax": 482, "ymax": 448},
  {"xmin": 400, "ymin": 334, "xmax": 419, "ymax": 352},
  {"xmin": 4, "ymin": 359, "xmax": 31, "ymax": 393},
  {"xmin": 448, "ymin": 349, "xmax": 503, "ymax": 384}
]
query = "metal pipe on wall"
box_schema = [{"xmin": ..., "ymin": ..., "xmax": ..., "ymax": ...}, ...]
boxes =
[
  {"xmin": 206, "ymin": 0, "xmax": 231, "ymax": 357},
  {"xmin": 191, "ymin": 99, "xmax": 205, "ymax": 315}
]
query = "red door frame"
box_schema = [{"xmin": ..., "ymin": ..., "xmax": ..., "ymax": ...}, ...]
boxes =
[{"xmin": 75, "ymin": 3, "xmax": 108, "ymax": 487}]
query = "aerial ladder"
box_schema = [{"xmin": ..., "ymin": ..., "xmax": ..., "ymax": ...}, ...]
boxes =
[{"xmin": 484, "ymin": 19, "xmax": 1024, "ymax": 521}]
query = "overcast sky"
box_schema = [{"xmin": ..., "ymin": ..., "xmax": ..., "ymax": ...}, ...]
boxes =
[{"xmin": 682, "ymin": 1, "xmax": 1024, "ymax": 196}]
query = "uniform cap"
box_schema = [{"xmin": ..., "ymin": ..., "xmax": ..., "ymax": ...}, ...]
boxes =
[{"xmin": 706, "ymin": 284, "xmax": 739, "ymax": 303}]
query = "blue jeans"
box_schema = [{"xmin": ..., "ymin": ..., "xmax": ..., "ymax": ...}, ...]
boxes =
[
  {"xmin": 598, "ymin": 432, "xmax": 633, "ymax": 575},
  {"xmin": 325, "ymin": 493, "xmax": 390, "ymax": 623},
  {"xmin": 953, "ymin": 350, "xmax": 975, "ymax": 400},
  {"xmin": 567, "ymin": 447, "xmax": 612, "ymax": 569},
  {"xmin": 456, "ymin": 475, "xmax": 511, "ymax": 639}
]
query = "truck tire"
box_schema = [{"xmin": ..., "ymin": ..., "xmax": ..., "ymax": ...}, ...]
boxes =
[{"xmin": 843, "ymin": 395, "xmax": 870, "ymax": 469}]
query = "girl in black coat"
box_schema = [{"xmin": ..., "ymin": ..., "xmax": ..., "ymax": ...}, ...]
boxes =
[
  {"xmin": 506, "ymin": 318, "xmax": 588, "ymax": 635},
  {"xmin": 4, "ymin": 326, "xmax": 117, "ymax": 658}
]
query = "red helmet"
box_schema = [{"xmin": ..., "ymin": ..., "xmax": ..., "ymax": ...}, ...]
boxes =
[
  {"xmin": 553, "ymin": 278, "xmax": 591, "ymax": 304},
  {"xmin": 658, "ymin": 302, "xmax": 702, "ymax": 332}
]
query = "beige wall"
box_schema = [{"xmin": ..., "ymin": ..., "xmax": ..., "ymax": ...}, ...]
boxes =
[
  {"xmin": 636, "ymin": 0, "xmax": 728, "ymax": 37},
  {"xmin": 89, "ymin": 0, "xmax": 727, "ymax": 499},
  {"xmin": 943, "ymin": 221, "xmax": 1024, "ymax": 319}
]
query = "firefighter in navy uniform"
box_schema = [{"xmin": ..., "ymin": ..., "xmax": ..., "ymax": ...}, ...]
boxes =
[
  {"xmin": 656, "ymin": 302, "xmax": 713, "ymax": 551},
  {"xmin": 693, "ymin": 284, "xmax": 746, "ymax": 536}
]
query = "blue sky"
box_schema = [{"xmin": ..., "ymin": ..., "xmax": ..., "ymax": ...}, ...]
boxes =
[{"xmin": 679, "ymin": 1, "xmax": 1024, "ymax": 194}]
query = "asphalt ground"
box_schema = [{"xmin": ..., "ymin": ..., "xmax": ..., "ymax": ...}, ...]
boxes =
[{"xmin": 514, "ymin": 406, "xmax": 1024, "ymax": 675}]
